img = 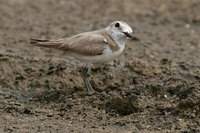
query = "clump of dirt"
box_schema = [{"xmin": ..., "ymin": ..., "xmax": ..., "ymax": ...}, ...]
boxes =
[{"xmin": 0, "ymin": 0, "xmax": 200, "ymax": 132}]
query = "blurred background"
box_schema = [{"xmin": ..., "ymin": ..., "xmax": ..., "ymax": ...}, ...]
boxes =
[
  {"xmin": 0, "ymin": 0, "xmax": 199, "ymax": 132},
  {"xmin": 0, "ymin": 0, "xmax": 200, "ymax": 61}
]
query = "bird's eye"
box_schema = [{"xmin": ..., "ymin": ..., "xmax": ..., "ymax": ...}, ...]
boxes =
[{"xmin": 115, "ymin": 22, "xmax": 120, "ymax": 27}]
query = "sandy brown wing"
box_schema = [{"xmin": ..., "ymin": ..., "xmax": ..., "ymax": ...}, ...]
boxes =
[{"xmin": 59, "ymin": 31, "xmax": 107, "ymax": 56}]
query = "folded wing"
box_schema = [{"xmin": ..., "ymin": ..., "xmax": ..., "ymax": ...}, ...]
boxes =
[
  {"xmin": 60, "ymin": 30, "xmax": 107, "ymax": 56},
  {"xmin": 31, "ymin": 30, "xmax": 108, "ymax": 56}
]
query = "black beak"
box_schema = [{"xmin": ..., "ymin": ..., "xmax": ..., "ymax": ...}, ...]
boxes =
[{"xmin": 123, "ymin": 32, "xmax": 133, "ymax": 38}]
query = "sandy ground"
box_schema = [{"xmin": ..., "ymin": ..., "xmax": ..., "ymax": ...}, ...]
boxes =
[{"xmin": 0, "ymin": 0, "xmax": 200, "ymax": 132}]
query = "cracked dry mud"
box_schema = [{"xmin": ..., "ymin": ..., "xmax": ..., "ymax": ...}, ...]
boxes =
[{"xmin": 0, "ymin": 0, "xmax": 200, "ymax": 132}]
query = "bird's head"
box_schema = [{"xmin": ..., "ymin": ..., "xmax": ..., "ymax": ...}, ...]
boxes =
[{"xmin": 105, "ymin": 21, "xmax": 133, "ymax": 41}]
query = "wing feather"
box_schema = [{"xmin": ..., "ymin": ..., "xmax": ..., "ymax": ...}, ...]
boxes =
[{"xmin": 60, "ymin": 30, "xmax": 107, "ymax": 56}]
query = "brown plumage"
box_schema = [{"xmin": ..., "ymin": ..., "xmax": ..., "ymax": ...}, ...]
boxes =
[
  {"xmin": 30, "ymin": 39, "xmax": 64, "ymax": 49},
  {"xmin": 30, "ymin": 29, "xmax": 119, "ymax": 56}
]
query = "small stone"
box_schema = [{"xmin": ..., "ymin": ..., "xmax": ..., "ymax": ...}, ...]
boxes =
[
  {"xmin": 185, "ymin": 24, "xmax": 190, "ymax": 29},
  {"xmin": 191, "ymin": 113, "xmax": 196, "ymax": 117},
  {"xmin": 197, "ymin": 119, "xmax": 200, "ymax": 126},
  {"xmin": 47, "ymin": 113, "xmax": 54, "ymax": 117}
]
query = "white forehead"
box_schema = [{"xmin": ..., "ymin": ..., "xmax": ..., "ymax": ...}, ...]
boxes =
[{"xmin": 118, "ymin": 21, "xmax": 133, "ymax": 33}]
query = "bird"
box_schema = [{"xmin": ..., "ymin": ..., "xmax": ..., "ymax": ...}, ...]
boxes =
[{"xmin": 30, "ymin": 21, "xmax": 133, "ymax": 93}]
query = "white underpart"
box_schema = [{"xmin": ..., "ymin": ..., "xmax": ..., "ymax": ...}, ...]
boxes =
[{"xmin": 70, "ymin": 43, "xmax": 125, "ymax": 64}]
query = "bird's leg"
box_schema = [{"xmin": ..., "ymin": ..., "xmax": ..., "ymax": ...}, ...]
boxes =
[{"xmin": 81, "ymin": 63, "xmax": 94, "ymax": 93}]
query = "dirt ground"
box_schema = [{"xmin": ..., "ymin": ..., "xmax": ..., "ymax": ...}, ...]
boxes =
[{"xmin": 0, "ymin": 0, "xmax": 200, "ymax": 132}]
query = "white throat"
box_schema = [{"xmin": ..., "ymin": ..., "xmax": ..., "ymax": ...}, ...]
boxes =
[{"xmin": 105, "ymin": 27, "xmax": 126, "ymax": 46}]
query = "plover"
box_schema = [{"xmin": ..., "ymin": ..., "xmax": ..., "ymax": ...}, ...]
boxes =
[{"xmin": 30, "ymin": 21, "xmax": 133, "ymax": 92}]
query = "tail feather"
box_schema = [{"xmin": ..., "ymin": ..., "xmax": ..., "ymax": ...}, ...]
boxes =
[{"xmin": 30, "ymin": 39, "xmax": 63, "ymax": 49}]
